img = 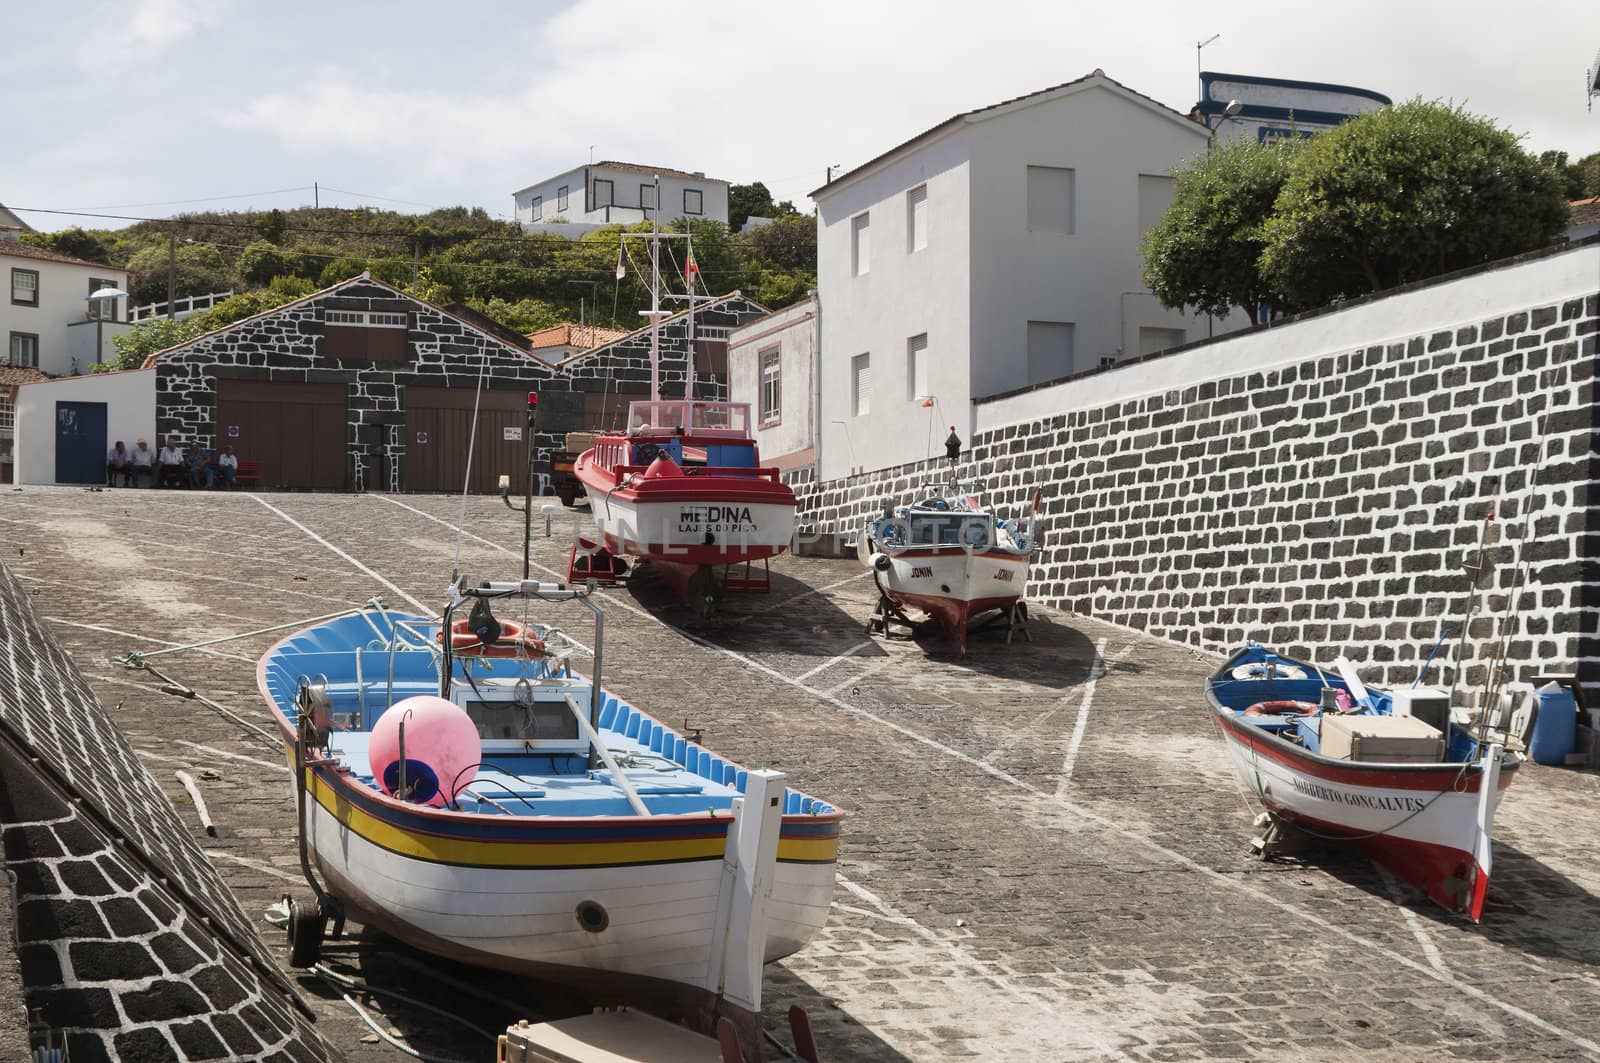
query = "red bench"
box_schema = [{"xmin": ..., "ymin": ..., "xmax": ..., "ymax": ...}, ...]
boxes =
[{"xmin": 234, "ymin": 460, "xmax": 262, "ymax": 489}]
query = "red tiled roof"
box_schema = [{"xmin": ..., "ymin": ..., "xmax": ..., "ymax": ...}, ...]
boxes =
[
  {"xmin": 594, "ymin": 161, "xmax": 720, "ymax": 181},
  {"xmin": 1, "ymin": 365, "xmax": 49, "ymax": 400},
  {"xmin": 1571, "ymin": 197, "xmax": 1600, "ymax": 227},
  {"xmin": 0, "ymin": 241, "xmax": 123, "ymax": 271},
  {"xmin": 527, "ymin": 323, "xmax": 630, "ymax": 350}
]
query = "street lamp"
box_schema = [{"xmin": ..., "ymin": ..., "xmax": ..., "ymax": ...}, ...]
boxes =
[
  {"xmin": 1206, "ymin": 99, "xmax": 1243, "ymax": 152},
  {"xmin": 86, "ymin": 286, "xmax": 128, "ymax": 368}
]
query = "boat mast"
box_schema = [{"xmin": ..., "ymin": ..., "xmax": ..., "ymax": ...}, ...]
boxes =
[{"xmin": 649, "ymin": 174, "xmax": 662, "ymax": 402}]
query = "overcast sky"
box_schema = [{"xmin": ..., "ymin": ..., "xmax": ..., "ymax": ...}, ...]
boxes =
[{"xmin": 8, "ymin": 0, "xmax": 1600, "ymax": 232}]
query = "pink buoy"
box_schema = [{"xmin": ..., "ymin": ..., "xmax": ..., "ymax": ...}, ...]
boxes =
[{"xmin": 368, "ymin": 695, "xmax": 479, "ymax": 807}]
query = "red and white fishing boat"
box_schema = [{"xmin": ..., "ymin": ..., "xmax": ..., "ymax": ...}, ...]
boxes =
[
  {"xmin": 573, "ymin": 398, "xmax": 797, "ymax": 609},
  {"xmin": 1206, "ymin": 644, "xmax": 1525, "ymax": 922},
  {"xmin": 568, "ymin": 177, "xmax": 797, "ymax": 614},
  {"xmin": 857, "ymin": 433, "xmax": 1040, "ymax": 655}
]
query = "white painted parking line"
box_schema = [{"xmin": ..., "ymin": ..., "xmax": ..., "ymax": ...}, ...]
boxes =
[
  {"xmin": 791, "ymin": 640, "xmax": 874, "ymax": 683},
  {"xmin": 819, "ymin": 654, "xmax": 897, "ymax": 696},
  {"xmin": 252, "ymin": 495, "xmax": 430, "ymax": 613},
  {"xmin": 1377, "ymin": 865, "xmax": 1448, "ymax": 974},
  {"xmin": 46, "ymin": 619, "xmax": 257, "ymax": 664},
  {"xmin": 1057, "ymin": 637, "xmax": 1108, "ymax": 793},
  {"xmin": 176, "ymin": 740, "xmax": 291, "ymax": 775},
  {"xmin": 203, "ymin": 849, "xmax": 305, "ymax": 884},
  {"xmin": 748, "ymin": 570, "xmax": 871, "ymax": 615}
]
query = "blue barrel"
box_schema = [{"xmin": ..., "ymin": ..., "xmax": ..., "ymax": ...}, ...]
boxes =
[{"xmin": 1530, "ymin": 685, "xmax": 1578, "ymax": 766}]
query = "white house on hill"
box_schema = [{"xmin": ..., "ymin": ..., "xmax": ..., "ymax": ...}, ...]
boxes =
[
  {"xmin": 1, "ymin": 237, "xmax": 130, "ymax": 377},
  {"xmin": 810, "ymin": 69, "xmax": 1235, "ymax": 481},
  {"xmin": 513, "ymin": 162, "xmax": 729, "ymax": 235}
]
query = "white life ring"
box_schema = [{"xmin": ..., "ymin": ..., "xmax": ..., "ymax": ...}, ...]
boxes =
[{"xmin": 1230, "ymin": 662, "xmax": 1307, "ymax": 681}]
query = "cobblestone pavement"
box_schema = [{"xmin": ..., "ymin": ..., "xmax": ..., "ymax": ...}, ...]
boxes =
[{"xmin": 5, "ymin": 486, "xmax": 1600, "ymax": 1062}]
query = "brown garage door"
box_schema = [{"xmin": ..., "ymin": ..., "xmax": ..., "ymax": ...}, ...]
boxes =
[
  {"xmin": 215, "ymin": 380, "xmax": 347, "ymax": 490},
  {"xmin": 405, "ymin": 387, "xmax": 532, "ymax": 494}
]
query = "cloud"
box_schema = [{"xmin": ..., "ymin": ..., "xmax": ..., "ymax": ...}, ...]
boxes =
[{"xmin": 78, "ymin": 0, "xmax": 227, "ymax": 70}]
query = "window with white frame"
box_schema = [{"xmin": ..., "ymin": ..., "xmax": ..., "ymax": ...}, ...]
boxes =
[
  {"xmin": 1026, "ymin": 165, "xmax": 1075, "ymax": 234},
  {"xmin": 906, "ymin": 333, "xmax": 929, "ymax": 400},
  {"xmin": 0, "ymin": 398, "xmax": 13, "ymax": 433},
  {"xmin": 758, "ymin": 348, "xmax": 781, "ymax": 425},
  {"xmin": 1025, "ymin": 320, "xmax": 1074, "ymax": 383},
  {"xmin": 557, "ymin": 185, "xmax": 569, "ymax": 211},
  {"xmin": 11, "ymin": 268, "xmax": 38, "ymax": 307},
  {"xmin": 906, "ymin": 185, "xmax": 928, "ymax": 252},
  {"xmin": 851, "ymin": 213, "xmax": 871, "ymax": 276},
  {"xmin": 88, "ymin": 278, "xmax": 120, "ymax": 321},
  {"xmin": 684, "ymin": 188, "xmax": 703, "ymax": 215},
  {"xmin": 8, "ymin": 332, "xmax": 39, "ymax": 368},
  {"xmin": 531, "ymin": 196, "xmax": 543, "ymax": 221},
  {"xmin": 851, "ymin": 352, "xmax": 871, "ymax": 416}
]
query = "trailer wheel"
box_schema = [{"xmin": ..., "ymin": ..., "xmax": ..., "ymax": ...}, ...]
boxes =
[
  {"xmin": 556, "ymin": 487, "xmax": 578, "ymax": 507},
  {"xmin": 285, "ymin": 896, "xmax": 326, "ymax": 968}
]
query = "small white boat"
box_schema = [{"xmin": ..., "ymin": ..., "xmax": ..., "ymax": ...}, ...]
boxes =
[{"xmin": 858, "ymin": 432, "xmax": 1039, "ymax": 655}]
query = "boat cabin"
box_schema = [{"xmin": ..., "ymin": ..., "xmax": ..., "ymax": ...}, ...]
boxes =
[{"xmin": 593, "ymin": 400, "xmax": 765, "ymax": 473}]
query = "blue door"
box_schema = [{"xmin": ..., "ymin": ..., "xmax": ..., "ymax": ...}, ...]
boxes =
[{"xmin": 55, "ymin": 401, "xmax": 108, "ymax": 484}]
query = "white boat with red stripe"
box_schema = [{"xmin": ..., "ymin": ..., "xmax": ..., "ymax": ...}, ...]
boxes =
[
  {"xmin": 857, "ymin": 431, "xmax": 1041, "ymax": 655},
  {"xmin": 574, "ymin": 399, "xmax": 796, "ymax": 611},
  {"xmin": 1206, "ymin": 644, "xmax": 1524, "ymax": 922}
]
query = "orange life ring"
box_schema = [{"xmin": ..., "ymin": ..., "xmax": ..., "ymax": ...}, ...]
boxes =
[
  {"xmin": 436, "ymin": 618, "xmax": 546, "ymax": 658},
  {"xmin": 1242, "ymin": 700, "xmax": 1319, "ymax": 718}
]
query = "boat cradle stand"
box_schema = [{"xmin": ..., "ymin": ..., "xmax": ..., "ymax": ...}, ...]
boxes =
[
  {"xmin": 285, "ymin": 676, "xmax": 346, "ymax": 968},
  {"xmin": 567, "ymin": 537, "xmax": 628, "ymax": 585},
  {"xmin": 865, "ymin": 593, "xmax": 922, "ymax": 640},
  {"xmin": 1247, "ymin": 810, "xmax": 1317, "ymax": 860},
  {"xmin": 969, "ymin": 601, "xmax": 1033, "ymax": 646}
]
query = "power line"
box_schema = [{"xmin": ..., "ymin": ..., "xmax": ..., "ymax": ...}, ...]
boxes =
[
  {"xmin": 316, "ymin": 186, "xmax": 447, "ymax": 211},
  {"xmin": 57, "ymin": 186, "xmax": 315, "ymax": 211}
]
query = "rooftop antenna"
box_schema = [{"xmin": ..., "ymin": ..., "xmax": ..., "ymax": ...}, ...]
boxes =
[
  {"xmin": 589, "ymin": 145, "xmax": 596, "ymax": 163},
  {"xmin": 1589, "ymin": 45, "xmax": 1600, "ymax": 111},
  {"xmin": 1197, "ymin": 33, "xmax": 1221, "ymax": 87}
]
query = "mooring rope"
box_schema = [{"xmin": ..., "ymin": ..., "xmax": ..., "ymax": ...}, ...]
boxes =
[{"xmin": 452, "ymin": 348, "xmax": 491, "ymax": 582}]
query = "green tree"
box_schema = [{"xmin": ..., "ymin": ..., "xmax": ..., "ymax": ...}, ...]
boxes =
[
  {"xmin": 125, "ymin": 241, "xmax": 235, "ymax": 305},
  {"xmin": 1539, "ymin": 151, "xmax": 1585, "ymax": 201},
  {"xmin": 1577, "ymin": 151, "xmax": 1600, "ymax": 198},
  {"xmin": 22, "ymin": 227, "xmax": 112, "ymax": 264},
  {"xmin": 237, "ymin": 240, "xmax": 288, "ymax": 286},
  {"xmin": 254, "ymin": 208, "xmax": 288, "ymax": 244},
  {"xmin": 1261, "ymin": 100, "xmax": 1569, "ymax": 307},
  {"xmin": 1141, "ymin": 138, "xmax": 1301, "ymax": 318},
  {"xmin": 727, "ymin": 181, "xmax": 798, "ymax": 231},
  {"xmin": 735, "ymin": 214, "xmax": 816, "ymax": 273}
]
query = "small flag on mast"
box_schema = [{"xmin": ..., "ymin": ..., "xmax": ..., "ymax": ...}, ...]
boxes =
[
  {"xmin": 615, "ymin": 244, "xmax": 626, "ymax": 280},
  {"xmin": 685, "ymin": 250, "xmax": 700, "ymax": 290}
]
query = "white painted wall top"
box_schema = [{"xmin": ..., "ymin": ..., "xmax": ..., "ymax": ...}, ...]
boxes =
[{"xmin": 975, "ymin": 240, "xmax": 1600, "ymax": 433}]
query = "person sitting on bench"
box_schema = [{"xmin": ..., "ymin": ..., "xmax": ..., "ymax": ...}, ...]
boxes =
[
  {"xmin": 130, "ymin": 438, "xmax": 156, "ymax": 487},
  {"xmin": 187, "ymin": 446, "xmax": 216, "ymax": 489},
  {"xmin": 157, "ymin": 436, "xmax": 186, "ymax": 488},
  {"xmin": 106, "ymin": 441, "xmax": 132, "ymax": 486},
  {"xmin": 215, "ymin": 445, "xmax": 239, "ymax": 488}
]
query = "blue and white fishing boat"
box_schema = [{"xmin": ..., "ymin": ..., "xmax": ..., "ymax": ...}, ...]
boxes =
[
  {"xmin": 1206, "ymin": 644, "xmax": 1524, "ymax": 922},
  {"xmin": 256, "ymin": 577, "xmax": 842, "ymax": 1049}
]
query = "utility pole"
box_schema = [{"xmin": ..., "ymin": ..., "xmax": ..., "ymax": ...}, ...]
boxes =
[
  {"xmin": 314, "ymin": 182, "xmax": 319, "ymax": 209},
  {"xmin": 412, "ymin": 239, "xmax": 419, "ymax": 287},
  {"xmin": 167, "ymin": 230, "xmax": 176, "ymax": 321}
]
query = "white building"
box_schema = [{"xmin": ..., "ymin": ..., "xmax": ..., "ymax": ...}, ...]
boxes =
[
  {"xmin": 1198, "ymin": 71, "xmax": 1390, "ymax": 147},
  {"xmin": 728, "ymin": 296, "xmax": 818, "ymax": 472},
  {"xmin": 512, "ymin": 162, "xmax": 729, "ymax": 234},
  {"xmin": 1569, "ymin": 197, "xmax": 1600, "ymax": 243},
  {"xmin": 1, "ymin": 238, "xmax": 130, "ymax": 377},
  {"xmin": 811, "ymin": 69, "xmax": 1231, "ymax": 481}
]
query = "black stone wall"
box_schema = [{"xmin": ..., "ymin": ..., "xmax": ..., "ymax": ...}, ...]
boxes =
[
  {"xmin": 792, "ymin": 292, "xmax": 1600, "ymax": 694},
  {"xmin": 0, "ymin": 563, "xmax": 333, "ymax": 1061}
]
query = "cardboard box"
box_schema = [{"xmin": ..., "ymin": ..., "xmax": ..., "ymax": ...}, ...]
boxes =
[
  {"xmin": 1321, "ymin": 714, "xmax": 1444, "ymax": 763},
  {"xmin": 563, "ymin": 431, "xmax": 598, "ymax": 453}
]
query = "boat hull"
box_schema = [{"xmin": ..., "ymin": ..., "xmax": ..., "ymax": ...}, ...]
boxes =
[
  {"xmin": 867, "ymin": 544, "xmax": 1030, "ymax": 646},
  {"xmin": 579, "ymin": 468, "xmax": 795, "ymax": 568},
  {"xmin": 1211, "ymin": 707, "xmax": 1514, "ymax": 921},
  {"xmin": 298, "ymin": 769, "xmax": 838, "ymax": 984}
]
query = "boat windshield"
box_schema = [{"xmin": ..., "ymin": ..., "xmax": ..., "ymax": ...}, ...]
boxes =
[
  {"xmin": 628, "ymin": 400, "xmax": 751, "ymax": 439},
  {"xmin": 908, "ymin": 513, "xmax": 994, "ymax": 547}
]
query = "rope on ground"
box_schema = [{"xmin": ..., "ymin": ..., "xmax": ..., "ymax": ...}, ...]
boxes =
[
  {"xmin": 114, "ymin": 598, "xmax": 387, "ymax": 668},
  {"xmin": 133, "ymin": 661, "xmax": 280, "ymax": 748},
  {"xmin": 312, "ymin": 963, "xmax": 501, "ymax": 1043}
]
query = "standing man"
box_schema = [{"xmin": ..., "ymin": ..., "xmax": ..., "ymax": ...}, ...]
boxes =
[
  {"xmin": 106, "ymin": 441, "xmax": 131, "ymax": 486},
  {"xmin": 158, "ymin": 436, "xmax": 185, "ymax": 488},
  {"xmin": 130, "ymin": 438, "xmax": 155, "ymax": 487}
]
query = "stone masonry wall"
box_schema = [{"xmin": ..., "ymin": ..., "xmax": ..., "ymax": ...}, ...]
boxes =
[
  {"xmin": 0, "ymin": 562, "xmax": 332, "ymax": 1061},
  {"xmin": 156, "ymin": 278, "xmax": 563, "ymax": 492},
  {"xmin": 791, "ymin": 291, "xmax": 1600, "ymax": 695}
]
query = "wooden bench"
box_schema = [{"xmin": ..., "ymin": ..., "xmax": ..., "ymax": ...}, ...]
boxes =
[{"xmin": 234, "ymin": 460, "xmax": 262, "ymax": 489}]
